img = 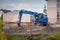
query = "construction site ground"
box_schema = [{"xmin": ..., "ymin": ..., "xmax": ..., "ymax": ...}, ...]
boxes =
[{"xmin": 3, "ymin": 24, "xmax": 60, "ymax": 35}]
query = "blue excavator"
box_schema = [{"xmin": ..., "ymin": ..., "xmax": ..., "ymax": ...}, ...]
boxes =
[{"xmin": 18, "ymin": 9, "xmax": 48, "ymax": 26}]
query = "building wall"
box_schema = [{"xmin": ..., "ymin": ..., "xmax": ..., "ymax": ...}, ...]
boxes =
[
  {"xmin": 21, "ymin": 14, "xmax": 31, "ymax": 22},
  {"xmin": 3, "ymin": 10, "xmax": 32, "ymax": 23},
  {"xmin": 3, "ymin": 10, "xmax": 32, "ymax": 26},
  {"xmin": 3, "ymin": 11, "xmax": 19, "ymax": 23},
  {"xmin": 47, "ymin": 0, "xmax": 57, "ymax": 24}
]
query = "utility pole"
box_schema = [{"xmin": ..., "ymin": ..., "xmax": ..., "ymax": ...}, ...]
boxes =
[{"xmin": 43, "ymin": 4, "xmax": 47, "ymax": 15}]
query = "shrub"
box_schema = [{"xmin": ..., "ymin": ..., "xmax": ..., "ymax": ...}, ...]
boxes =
[
  {"xmin": 0, "ymin": 29, "xmax": 7, "ymax": 40},
  {"xmin": 0, "ymin": 17, "xmax": 3, "ymax": 29}
]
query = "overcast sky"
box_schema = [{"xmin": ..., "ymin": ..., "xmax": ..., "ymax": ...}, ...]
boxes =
[{"xmin": 0, "ymin": 0, "xmax": 46, "ymax": 13}]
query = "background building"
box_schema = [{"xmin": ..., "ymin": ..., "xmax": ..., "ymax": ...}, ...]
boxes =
[{"xmin": 57, "ymin": 0, "xmax": 60, "ymax": 24}]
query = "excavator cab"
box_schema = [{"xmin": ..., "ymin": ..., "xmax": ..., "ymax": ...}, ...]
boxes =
[{"xmin": 34, "ymin": 13, "xmax": 48, "ymax": 26}]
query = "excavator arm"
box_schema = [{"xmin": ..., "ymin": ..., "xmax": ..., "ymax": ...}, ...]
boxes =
[{"xmin": 18, "ymin": 10, "xmax": 37, "ymax": 26}]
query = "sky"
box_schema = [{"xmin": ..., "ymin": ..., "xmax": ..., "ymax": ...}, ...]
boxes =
[{"xmin": 0, "ymin": 0, "xmax": 46, "ymax": 13}]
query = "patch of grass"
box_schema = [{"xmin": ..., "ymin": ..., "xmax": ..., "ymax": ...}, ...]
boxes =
[
  {"xmin": 6, "ymin": 35, "xmax": 27, "ymax": 40},
  {"xmin": 47, "ymin": 32, "xmax": 60, "ymax": 40},
  {"xmin": 6, "ymin": 34, "xmax": 47, "ymax": 40},
  {"xmin": 6, "ymin": 32, "xmax": 60, "ymax": 40}
]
